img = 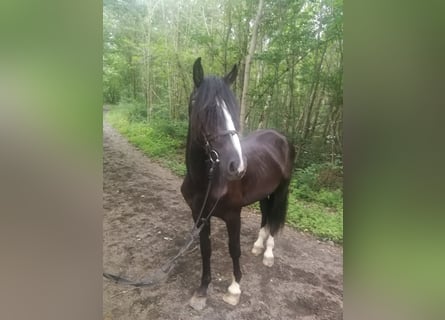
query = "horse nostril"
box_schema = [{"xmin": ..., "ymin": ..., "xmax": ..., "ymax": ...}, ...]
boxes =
[
  {"xmin": 228, "ymin": 160, "xmax": 246, "ymax": 179},
  {"xmin": 228, "ymin": 161, "xmax": 237, "ymax": 174}
]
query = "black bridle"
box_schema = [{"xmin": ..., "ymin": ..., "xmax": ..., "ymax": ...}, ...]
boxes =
[
  {"xmin": 103, "ymin": 139, "xmax": 222, "ymax": 288},
  {"xmin": 203, "ymin": 129, "xmax": 239, "ymax": 167},
  {"xmin": 204, "ymin": 129, "xmax": 239, "ymax": 144}
]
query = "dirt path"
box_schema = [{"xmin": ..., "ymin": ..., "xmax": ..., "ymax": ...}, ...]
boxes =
[{"xmin": 103, "ymin": 120, "xmax": 343, "ymax": 320}]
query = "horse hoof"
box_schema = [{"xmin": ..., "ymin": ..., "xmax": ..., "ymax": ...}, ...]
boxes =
[
  {"xmin": 251, "ymin": 245, "xmax": 264, "ymax": 256},
  {"xmin": 223, "ymin": 292, "xmax": 240, "ymax": 306},
  {"xmin": 189, "ymin": 293, "xmax": 207, "ymax": 310},
  {"xmin": 263, "ymin": 255, "xmax": 274, "ymax": 267}
]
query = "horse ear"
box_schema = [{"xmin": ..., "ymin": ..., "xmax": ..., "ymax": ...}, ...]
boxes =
[
  {"xmin": 193, "ymin": 57, "xmax": 204, "ymax": 88},
  {"xmin": 224, "ymin": 63, "xmax": 238, "ymax": 85}
]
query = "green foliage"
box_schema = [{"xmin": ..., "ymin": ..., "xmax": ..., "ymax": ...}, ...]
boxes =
[
  {"xmin": 314, "ymin": 188, "xmax": 343, "ymax": 209},
  {"xmin": 293, "ymin": 162, "xmax": 343, "ymax": 192},
  {"xmin": 105, "ymin": 104, "xmax": 186, "ymax": 176},
  {"xmin": 151, "ymin": 121, "xmax": 188, "ymax": 148},
  {"xmin": 287, "ymin": 195, "xmax": 343, "ymax": 243},
  {"xmin": 288, "ymin": 162, "xmax": 343, "ymax": 242},
  {"xmin": 126, "ymin": 103, "xmax": 147, "ymax": 123}
]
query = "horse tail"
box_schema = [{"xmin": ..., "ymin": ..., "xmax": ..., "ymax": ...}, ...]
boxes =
[
  {"xmin": 266, "ymin": 140, "xmax": 295, "ymax": 236},
  {"xmin": 266, "ymin": 177, "xmax": 292, "ymax": 236}
]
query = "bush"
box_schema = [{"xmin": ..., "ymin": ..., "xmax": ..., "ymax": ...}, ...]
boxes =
[
  {"xmin": 294, "ymin": 164, "xmax": 321, "ymax": 191},
  {"xmin": 152, "ymin": 120, "xmax": 188, "ymax": 143},
  {"xmin": 314, "ymin": 189, "xmax": 343, "ymax": 210},
  {"xmin": 316, "ymin": 164, "xmax": 343, "ymax": 190},
  {"xmin": 127, "ymin": 103, "xmax": 147, "ymax": 123},
  {"xmin": 294, "ymin": 163, "xmax": 343, "ymax": 192},
  {"xmin": 291, "ymin": 162, "xmax": 343, "ymax": 211}
]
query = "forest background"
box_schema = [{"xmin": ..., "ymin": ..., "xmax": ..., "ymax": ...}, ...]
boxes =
[{"xmin": 103, "ymin": 0, "xmax": 343, "ymax": 242}]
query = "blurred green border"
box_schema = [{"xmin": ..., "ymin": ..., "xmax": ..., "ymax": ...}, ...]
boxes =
[
  {"xmin": 346, "ymin": 1, "xmax": 445, "ymax": 317},
  {"xmin": 0, "ymin": 1, "xmax": 102, "ymax": 320}
]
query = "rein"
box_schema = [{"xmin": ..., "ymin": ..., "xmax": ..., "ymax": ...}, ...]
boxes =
[{"xmin": 103, "ymin": 144, "xmax": 221, "ymax": 288}]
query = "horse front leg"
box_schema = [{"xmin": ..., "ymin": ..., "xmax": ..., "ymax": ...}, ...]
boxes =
[
  {"xmin": 222, "ymin": 213, "xmax": 242, "ymax": 306},
  {"xmin": 189, "ymin": 220, "xmax": 212, "ymax": 310}
]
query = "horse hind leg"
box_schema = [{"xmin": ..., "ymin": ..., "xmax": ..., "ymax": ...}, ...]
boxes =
[
  {"xmin": 262, "ymin": 233, "xmax": 275, "ymax": 267},
  {"xmin": 251, "ymin": 198, "xmax": 270, "ymax": 256},
  {"xmin": 252, "ymin": 225, "xmax": 275, "ymax": 268},
  {"xmin": 252, "ymin": 197, "xmax": 275, "ymax": 267},
  {"xmin": 262, "ymin": 179, "xmax": 292, "ymax": 268},
  {"xmin": 252, "ymin": 227, "xmax": 268, "ymax": 256}
]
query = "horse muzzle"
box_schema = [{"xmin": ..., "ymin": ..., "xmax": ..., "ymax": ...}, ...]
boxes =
[{"xmin": 227, "ymin": 159, "xmax": 247, "ymax": 180}]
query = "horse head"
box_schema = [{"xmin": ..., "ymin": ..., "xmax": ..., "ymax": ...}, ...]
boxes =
[{"xmin": 188, "ymin": 57, "xmax": 247, "ymax": 182}]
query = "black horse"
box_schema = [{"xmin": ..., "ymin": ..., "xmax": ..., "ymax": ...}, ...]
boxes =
[{"xmin": 181, "ymin": 58, "xmax": 295, "ymax": 310}]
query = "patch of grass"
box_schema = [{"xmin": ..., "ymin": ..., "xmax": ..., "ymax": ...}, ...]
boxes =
[
  {"xmin": 105, "ymin": 105, "xmax": 186, "ymax": 176},
  {"xmin": 289, "ymin": 162, "xmax": 343, "ymax": 242},
  {"xmin": 287, "ymin": 194, "xmax": 343, "ymax": 243},
  {"xmin": 314, "ymin": 188, "xmax": 343, "ymax": 210}
]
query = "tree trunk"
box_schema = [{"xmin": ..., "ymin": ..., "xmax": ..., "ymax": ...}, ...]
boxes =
[
  {"xmin": 223, "ymin": 0, "xmax": 232, "ymax": 73},
  {"xmin": 309, "ymin": 82, "xmax": 326, "ymax": 139},
  {"xmin": 302, "ymin": 43, "xmax": 327, "ymax": 141},
  {"xmin": 239, "ymin": 0, "xmax": 264, "ymax": 134},
  {"xmin": 287, "ymin": 56, "xmax": 296, "ymax": 137}
]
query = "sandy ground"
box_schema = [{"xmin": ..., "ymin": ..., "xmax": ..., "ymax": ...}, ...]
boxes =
[{"xmin": 103, "ymin": 120, "xmax": 343, "ymax": 320}]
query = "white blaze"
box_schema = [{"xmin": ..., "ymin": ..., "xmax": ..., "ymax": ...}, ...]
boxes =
[{"xmin": 219, "ymin": 99, "xmax": 245, "ymax": 173}]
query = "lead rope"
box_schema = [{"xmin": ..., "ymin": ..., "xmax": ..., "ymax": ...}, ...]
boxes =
[{"xmin": 103, "ymin": 149, "xmax": 220, "ymax": 288}]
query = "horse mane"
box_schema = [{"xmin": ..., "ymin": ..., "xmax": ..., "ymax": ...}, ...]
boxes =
[{"xmin": 189, "ymin": 76, "xmax": 240, "ymax": 141}]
